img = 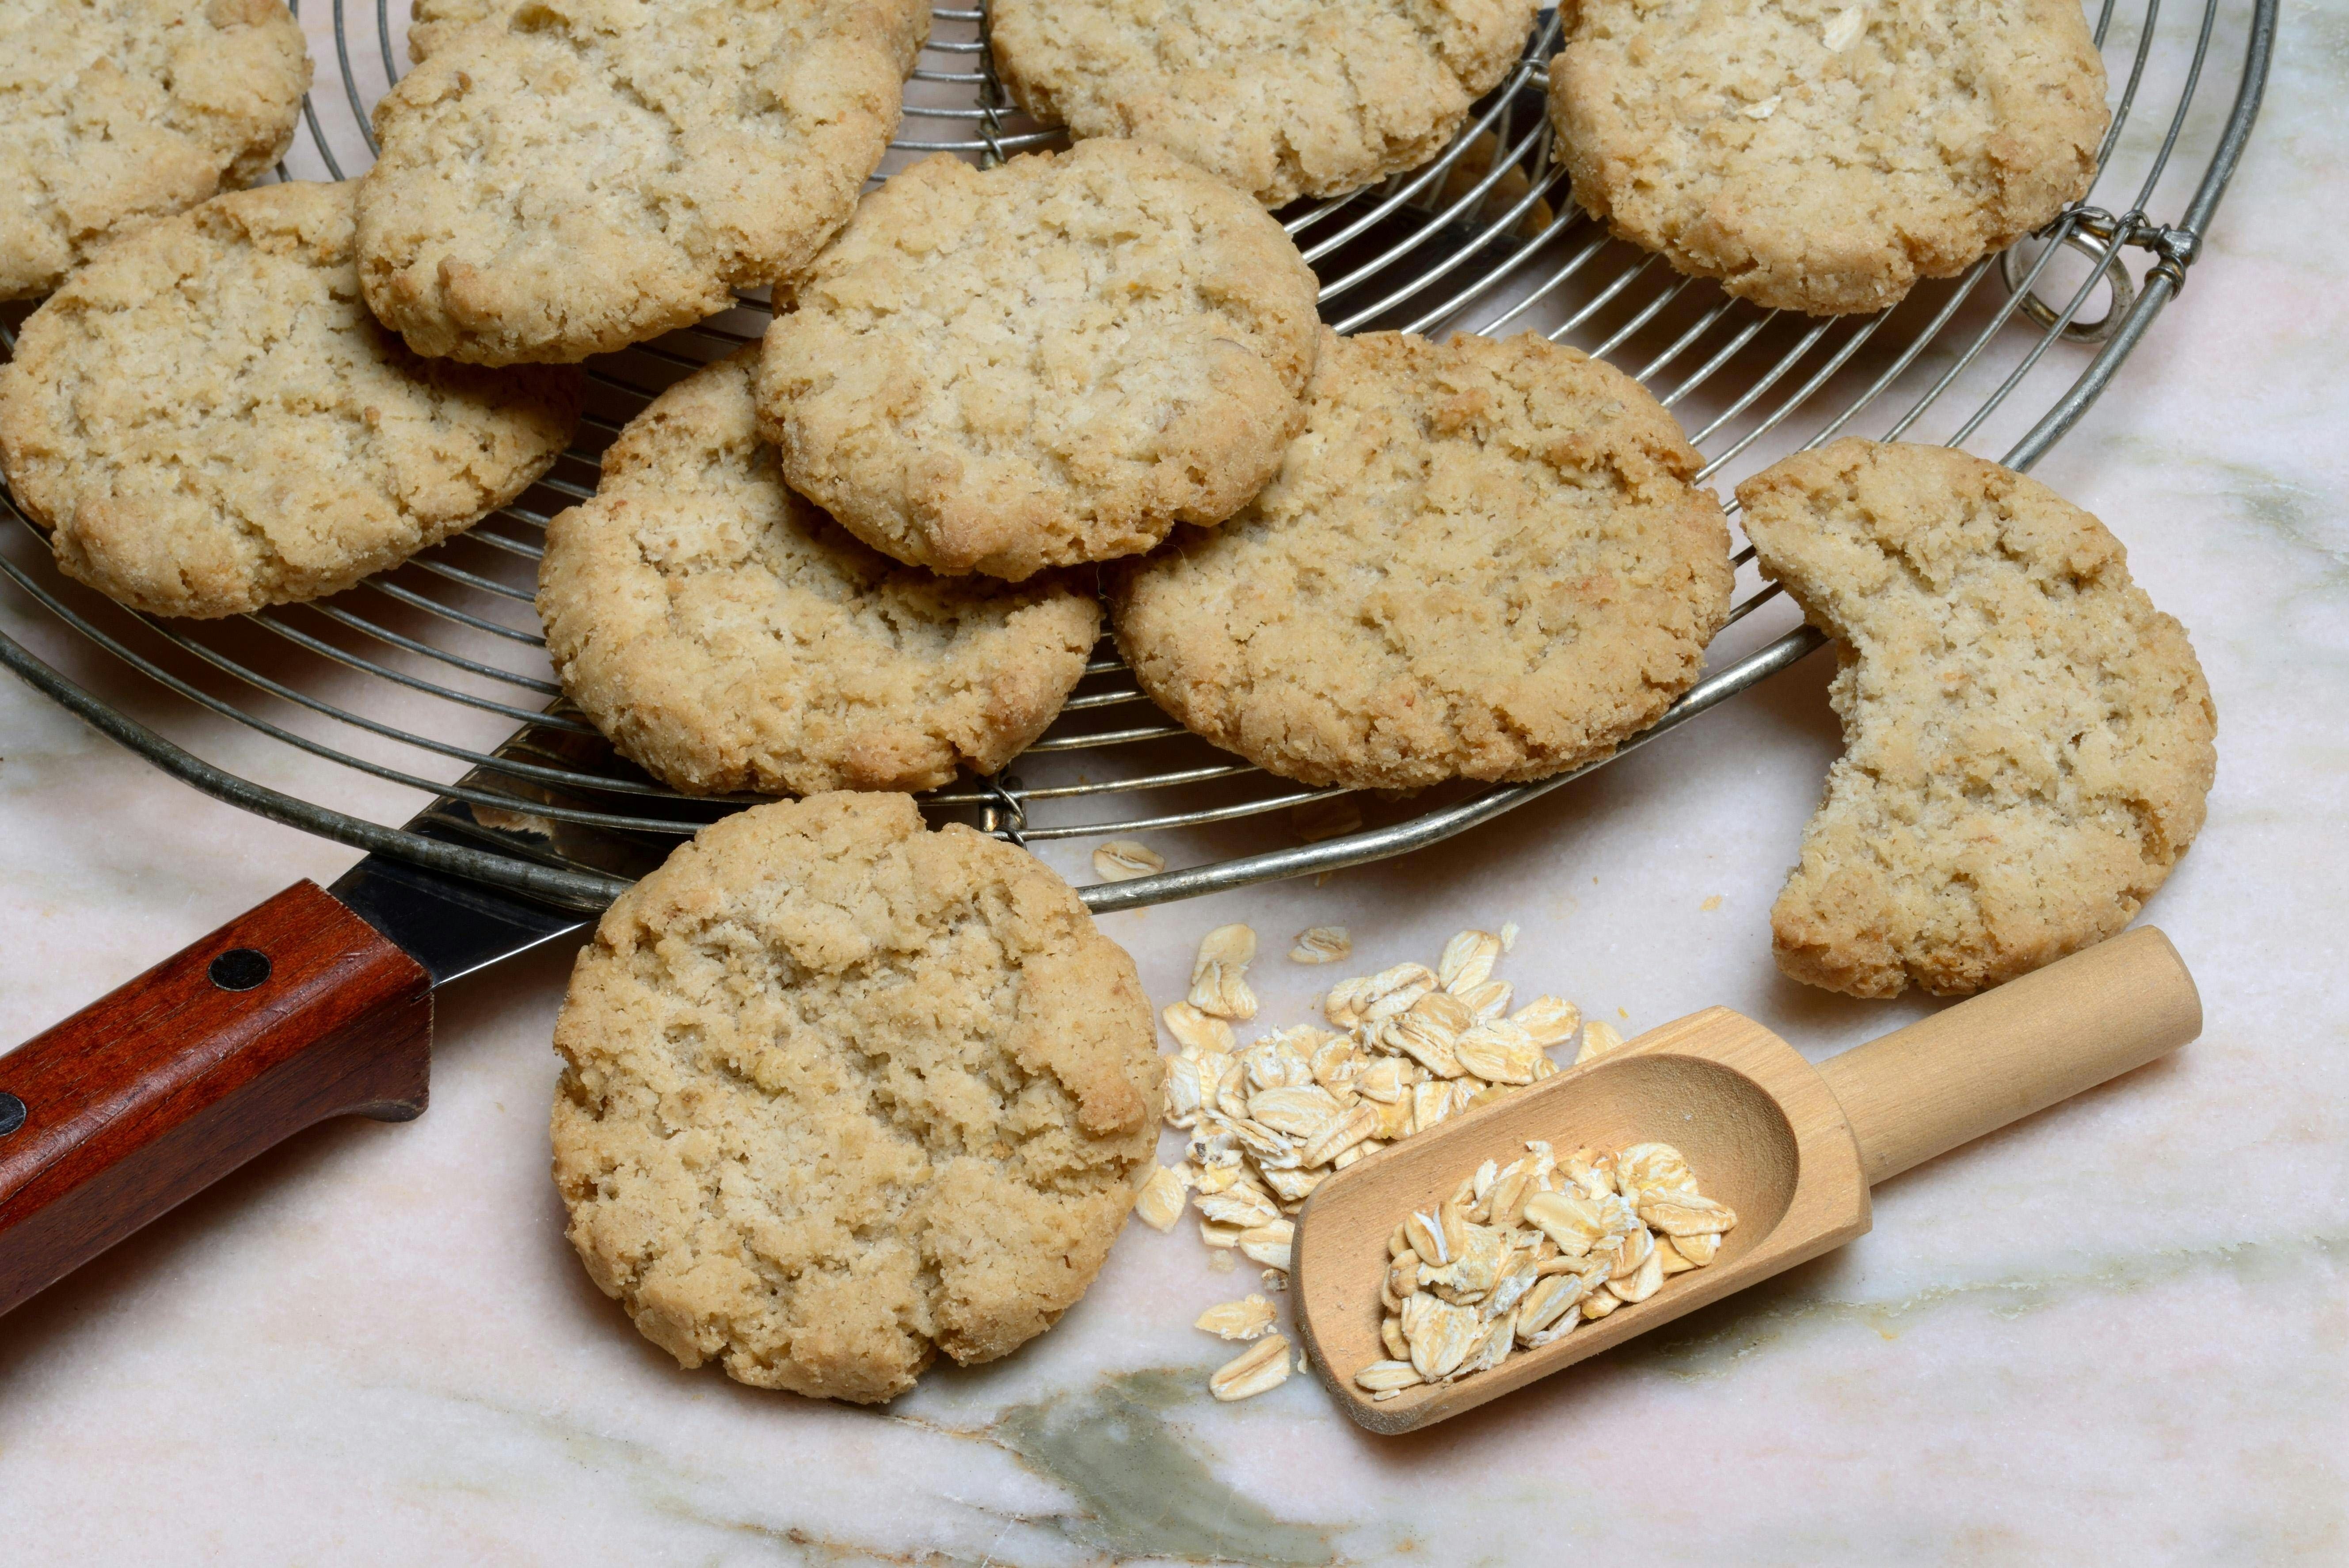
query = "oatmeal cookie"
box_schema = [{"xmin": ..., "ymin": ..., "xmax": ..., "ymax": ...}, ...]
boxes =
[
  {"xmin": 356, "ymin": 0, "xmax": 927, "ymax": 364},
  {"xmin": 0, "ymin": 181, "xmax": 579, "ymax": 619},
  {"xmin": 538, "ymin": 351, "xmax": 1101, "ymax": 796},
  {"xmin": 550, "ymin": 792, "xmax": 1161, "ymax": 1403},
  {"xmin": 1738, "ymin": 439, "xmax": 2216, "ymax": 997},
  {"xmin": 758, "ymin": 141, "xmax": 1322, "ymax": 581},
  {"xmin": 0, "ymin": 0, "xmax": 310, "ymax": 300},
  {"xmin": 1110, "ymin": 329, "xmax": 1733, "ymax": 790},
  {"xmin": 990, "ymin": 0, "xmax": 1542, "ymax": 207},
  {"xmin": 1548, "ymin": 0, "xmax": 2109, "ymax": 315}
]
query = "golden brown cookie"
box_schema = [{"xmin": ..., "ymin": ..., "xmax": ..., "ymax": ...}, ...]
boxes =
[
  {"xmin": 0, "ymin": 0, "xmax": 310, "ymax": 300},
  {"xmin": 1111, "ymin": 328, "xmax": 1734, "ymax": 790},
  {"xmin": 537, "ymin": 351, "xmax": 1102, "ymax": 797},
  {"xmin": 356, "ymin": 0, "xmax": 927, "ymax": 364},
  {"xmin": 756, "ymin": 140, "xmax": 1322, "ymax": 581},
  {"xmin": 0, "ymin": 181, "xmax": 579, "ymax": 619},
  {"xmin": 550, "ymin": 793, "xmax": 1161, "ymax": 1403},
  {"xmin": 1549, "ymin": 0, "xmax": 2108, "ymax": 315},
  {"xmin": 990, "ymin": 0, "xmax": 1542, "ymax": 206},
  {"xmin": 1738, "ymin": 439, "xmax": 2216, "ymax": 997}
]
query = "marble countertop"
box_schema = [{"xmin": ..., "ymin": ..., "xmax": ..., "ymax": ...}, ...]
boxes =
[{"xmin": 2, "ymin": 3, "xmax": 2343, "ymax": 1561}]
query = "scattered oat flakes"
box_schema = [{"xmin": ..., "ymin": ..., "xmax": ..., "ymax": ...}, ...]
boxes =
[
  {"xmin": 1291, "ymin": 926, "xmax": 1352, "ymax": 964},
  {"xmin": 1161, "ymin": 1001, "xmax": 1237, "ymax": 1059},
  {"xmin": 1743, "ymin": 95, "xmax": 1781, "ymax": 120},
  {"xmin": 1209, "ymin": 1334, "xmax": 1293, "ymax": 1401},
  {"xmin": 1189, "ymin": 924, "xmax": 1260, "ymax": 1020},
  {"xmin": 1092, "ymin": 840, "xmax": 1167, "ymax": 881},
  {"xmin": 1512, "ymin": 995, "xmax": 1581, "ymax": 1047},
  {"xmin": 1291, "ymin": 795, "xmax": 1364, "ymax": 842},
  {"xmin": 1134, "ymin": 1164, "xmax": 1191, "ymax": 1231},
  {"xmin": 1823, "ymin": 4, "xmax": 1865, "ymax": 50},
  {"xmin": 1355, "ymin": 1140, "xmax": 1735, "ymax": 1398},
  {"xmin": 1153, "ymin": 919, "xmax": 1632, "ymax": 1318},
  {"xmin": 1195, "ymin": 1294, "xmax": 1278, "ymax": 1340},
  {"xmin": 1575, "ymin": 1018, "xmax": 1627, "ymax": 1065}
]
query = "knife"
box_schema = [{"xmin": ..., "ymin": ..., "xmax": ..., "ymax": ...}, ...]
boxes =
[{"xmin": 0, "ymin": 720, "xmax": 675, "ymax": 1317}]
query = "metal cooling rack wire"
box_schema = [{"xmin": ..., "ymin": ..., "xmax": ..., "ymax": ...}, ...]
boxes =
[{"xmin": 0, "ymin": 0, "xmax": 2277, "ymax": 914}]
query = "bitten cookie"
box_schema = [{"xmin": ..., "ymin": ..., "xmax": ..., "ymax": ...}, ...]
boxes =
[
  {"xmin": 537, "ymin": 352, "xmax": 1102, "ymax": 797},
  {"xmin": 356, "ymin": 0, "xmax": 927, "ymax": 364},
  {"xmin": 0, "ymin": 181, "xmax": 579, "ymax": 619},
  {"xmin": 551, "ymin": 792, "xmax": 1162, "ymax": 1403},
  {"xmin": 1110, "ymin": 329, "xmax": 1734, "ymax": 790},
  {"xmin": 0, "ymin": 0, "xmax": 310, "ymax": 300},
  {"xmin": 1738, "ymin": 439, "xmax": 2216, "ymax": 998},
  {"xmin": 990, "ymin": 0, "xmax": 1542, "ymax": 207},
  {"xmin": 757, "ymin": 141, "xmax": 1322, "ymax": 581},
  {"xmin": 1548, "ymin": 0, "xmax": 2109, "ymax": 315}
]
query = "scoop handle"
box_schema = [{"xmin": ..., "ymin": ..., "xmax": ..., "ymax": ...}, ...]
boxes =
[{"xmin": 1816, "ymin": 927, "xmax": 2201, "ymax": 1185}]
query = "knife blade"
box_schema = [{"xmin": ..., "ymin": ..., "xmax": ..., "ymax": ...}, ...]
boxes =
[{"xmin": 324, "ymin": 713, "xmax": 692, "ymax": 986}]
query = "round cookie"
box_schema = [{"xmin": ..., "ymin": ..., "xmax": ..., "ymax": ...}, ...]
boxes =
[
  {"xmin": 1110, "ymin": 329, "xmax": 1734, "ymax": 791},
  {"xmin": 990, "ymin": 0, "xmax": 1542, "ymax": 207},
  {"xmin": 757, "ymin": 141, "xmax": 1322, "ymax": 582},
  {"xmin": 1737, "ymin": 439, "xmax": 2216, "ymax": 998},
  {"xmin": 537, "ymin": 351, "xmax": 1103, "ymax": 797},
  {"xmin": 356, "ymin": 0, "xmax": 928, "ymax": 364},
  {"xmin": 550, "ymin": 792, "xmax": 1162, "ymax": 1403},
  {"xmin": 0, "ymin": 181, "xmax": 579, "ymax": 620},
  {"xmin": 1548, "ymin": 0, "xmax": 2109, "ymax": 316},
  {"xmin": 0, "ymin": 0, "xmax": 310, "ymax": 300}
]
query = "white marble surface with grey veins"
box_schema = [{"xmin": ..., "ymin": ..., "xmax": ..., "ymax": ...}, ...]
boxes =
[{"xmin": 1, "ymin": 1, "xmax": 2344, "ymax": 1561}]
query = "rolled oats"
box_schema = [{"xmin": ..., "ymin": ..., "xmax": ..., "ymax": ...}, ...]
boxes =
[
  {"xmin": 1353, "ymin": 1358, "xmax": 1424, "ymax": 1393},
  {"xmin": 1437, "ymin": 929, "xmax": 1503, "ymax": 993},
  {"xmin": 1454, "ymin": 1020, "xmax": 1542, "ymax": 1084},
  {"xmin": 1195, "ymin": 1294, "xmax": 1278, "ymax": 1340},
  {"xmin": 1575, "ymin": 1018, "xmax": 1626, "ymax": 1065},
  {"xmin": 1210, "ymin": 1335, "xmax": 1293, "ymax": 1401},
  {"xmin": 1354, "ymin": 1138, "xmax": 1736, "ymax": 1397},
  {"xmin": 1455, "ymin": 977, "xmax": 1514, "ymax": 1024},
  {"xmin": 1237, "ymin": 1219, "xmax": 1295, "ymax": 1271},
  {"xmin": 1291, "ymin": 926, "xmax": 1353, "ymax": 964},
  {"xmin": 1196, "ymin": 1187, "xmax": 1280, "ymax": 1230},
  {"xmin": 1134, "ymin": 1164, "xmax": 1192, "ymax": 1231},
  {"xmin": 1189, "ymin": 925, "xmax": 1261, "ymax": 1021},
  {"xmin": 1150, "ymin": 910, "xmax": 1656, "ymax": 1414},
  {"xmin": 1162, "ymin": 1001, "xmax": 1237, "ymax": 1055},
  {"xmin": 1093, "ymin": 840, "xmax": 1167, "ymax": 881},
  {"xmin": 1511, "ymin": 995, "xmax": 1582, "ymax": 1048}
]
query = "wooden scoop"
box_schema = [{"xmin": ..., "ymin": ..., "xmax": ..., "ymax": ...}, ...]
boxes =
[{"xmin": 1290, "ymin": 927, "xmax": 2201, "ymax": 1434}]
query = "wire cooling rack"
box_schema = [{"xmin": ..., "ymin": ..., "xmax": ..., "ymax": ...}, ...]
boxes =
[{"xmin": 0, "ymin": 0, "xmax": 2275, "ymax": 915}]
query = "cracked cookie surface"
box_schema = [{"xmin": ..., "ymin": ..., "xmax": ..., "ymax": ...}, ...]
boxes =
[
  {"xmin": 356, "ymin": 0, "xmax": 926, "ymax": 364},
  {"xmin": 1739, "ymin": 439, "xmax": 2215, "ymax": 997},
  {"xmin": 0, "ymin": 0, "xmax": 310, "ymax": 300},
  {"xmin": 0, "ymin": 181, "xmax": 579, "ymax": 618},
  {"xmin": 538, "ymin": 351, "xmax": 1101, "ymax": 797},
  {"xmin": 1111, "ymin": 329, "xmax": 1733, "ymax": 790},
  {"xmin": 991, "ymin": 0, "xmax": 1542, "ymax": 206},
  {"xmin": 756, "ymin": 140, "xmax": 1321, "ymax": 581},
  {"xmin": 551, "ymin": 792, "xmax": 1161, "ymax": 1403},
  {"xmin": 1548, "ymin": 0, "xmax": 2108, "ymax": 315}
]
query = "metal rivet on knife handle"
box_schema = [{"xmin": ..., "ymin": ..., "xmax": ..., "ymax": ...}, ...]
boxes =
[{"xmin": 207, "ymin": 949, "xmax": 270, "ymax": 991}]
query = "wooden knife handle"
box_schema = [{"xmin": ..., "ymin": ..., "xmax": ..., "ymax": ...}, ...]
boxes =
[{"xmin": 0, "ymin": 879, "xmax": 432, "ymax": 1317}]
